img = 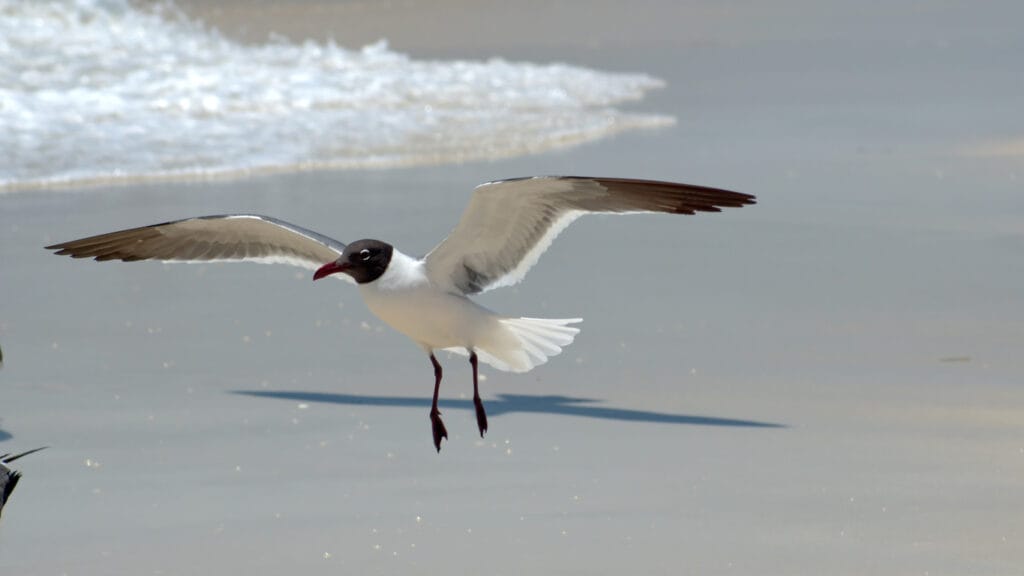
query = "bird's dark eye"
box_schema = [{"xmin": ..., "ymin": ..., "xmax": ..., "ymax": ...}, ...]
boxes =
[{"xmin": 360, "ymin": 249, "xmax": 371, "ymax": 261}]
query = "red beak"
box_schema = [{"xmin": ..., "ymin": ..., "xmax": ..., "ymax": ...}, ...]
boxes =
[{"xmin": 313, "ymin": 261, "xmax": 350, "ymax": 281}]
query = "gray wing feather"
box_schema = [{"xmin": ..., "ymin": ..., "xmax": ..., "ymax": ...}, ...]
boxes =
[
  {"xmin": 424, "ymin": 176, "xmax": 755, "ymax": 294},
  {"xmin": 46, "ymin": 214, "xmax": 348, "ymax": 277}
]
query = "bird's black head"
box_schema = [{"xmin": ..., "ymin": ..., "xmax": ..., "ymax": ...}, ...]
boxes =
[{"xmin": 313, "ymin": 239, "xmax": 393, "ymax": 284}]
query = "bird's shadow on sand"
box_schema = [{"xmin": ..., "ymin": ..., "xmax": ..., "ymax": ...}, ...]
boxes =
[{"xmin": 233, "ymin": 390, "xmax": 784, "ymax": 429}]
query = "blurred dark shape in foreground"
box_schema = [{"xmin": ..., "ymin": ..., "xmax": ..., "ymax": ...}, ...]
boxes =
[{"xmin": 1, "ymin": 447, "xmax": 47, "ymax": 519}]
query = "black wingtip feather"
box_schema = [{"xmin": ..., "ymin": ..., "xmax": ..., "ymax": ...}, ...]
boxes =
[{"xmin": 1, "ymin": 447, "xmax": 48, "ymax": 464}]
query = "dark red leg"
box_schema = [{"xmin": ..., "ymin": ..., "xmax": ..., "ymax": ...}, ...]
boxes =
[
  {"xmin": 470, "ymin": 351, "xmax": 488, "ymax": 437},
  {"xmin": 429, "ymin": 353, "xmax": 447, "ymax": 452}
]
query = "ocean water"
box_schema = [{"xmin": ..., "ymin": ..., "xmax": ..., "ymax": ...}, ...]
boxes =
[{"xmin": 0, "ymin": 0, "xmax": 672, "ymax": 192}]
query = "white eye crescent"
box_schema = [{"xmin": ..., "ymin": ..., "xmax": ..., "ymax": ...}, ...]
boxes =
[{"xmin": 360, "ymin": 249, "xmax": 371, "ymax": 260}]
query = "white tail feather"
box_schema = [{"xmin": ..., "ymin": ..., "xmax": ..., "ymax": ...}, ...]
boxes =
[{"xmin": 473, "ymin": 317, "xmax": 582, "ymax": 373}]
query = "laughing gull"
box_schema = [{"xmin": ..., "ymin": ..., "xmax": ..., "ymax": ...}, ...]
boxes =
[
  {"xmin": 47, "ymin": 176, "xmax": 754, "ymax": 451},
  {"xmin": 1, "ymin": 447, "xmax": 47, "ymax": 519}
]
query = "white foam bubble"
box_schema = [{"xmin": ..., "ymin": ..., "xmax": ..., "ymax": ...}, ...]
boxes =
[{"xmin": 0, "ymin": 0, "xmax": 674, "ymax": 192}]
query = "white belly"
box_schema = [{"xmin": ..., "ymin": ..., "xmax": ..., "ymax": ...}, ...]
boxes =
[
  {"xmin": 360, "ymin": 281, "xmax": 500, "ymax": 350},
  {"xmin": 354, "ymin": 250, "xmax": 580, "ymax": 373}
]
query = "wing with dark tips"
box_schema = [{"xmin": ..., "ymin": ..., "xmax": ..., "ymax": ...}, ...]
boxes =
[
  {"xmin": 424, "ymin": 176, "xmax": 755, "ymax": 294},
  {"xmin": 0, "ymin": 447, "xmax": 45, "ymax": 516},
  {"xmin": 46, "ymin": 215, "xmax": 351, "ymax": 280}
]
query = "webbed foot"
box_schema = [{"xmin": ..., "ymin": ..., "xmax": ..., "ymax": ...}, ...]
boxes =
[{"xmin": 430, "ymin": 409, "xmax": 448, "ymax": 452}]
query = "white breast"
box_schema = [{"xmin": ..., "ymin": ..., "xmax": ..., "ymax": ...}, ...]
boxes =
[{"xmin": 358, "ymin": 250, "xmax": 503, "ymax": 350}]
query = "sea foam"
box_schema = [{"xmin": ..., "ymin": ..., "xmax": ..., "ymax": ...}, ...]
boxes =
[{"xmin": 0, "ymin": 0, "xmax": 673, "ymax": 192}]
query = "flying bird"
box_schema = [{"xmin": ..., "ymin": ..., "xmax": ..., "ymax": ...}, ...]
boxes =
[
  {"xmin": 1, "ymin": 447, "xmax": 47, "ymax": 519},
  {"xmin": 47, "ymin": 176, "xmax": 754, "ymax": 451}
]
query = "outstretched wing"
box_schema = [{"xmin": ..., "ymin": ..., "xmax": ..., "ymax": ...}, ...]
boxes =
[
  {"xmin": 0, "ymin": 447, "xmax": 48, "ymax": 465},
  {"xmin": 1, "ymin": 447, "xmax": 45, "ymax": 514},
  {"xmin": 47, "ymin": 214, "xmax": 350, "ymax": 281},
  {"xmin": 424, "ymin": 176, "xmax": 755, "ymax": 294}
]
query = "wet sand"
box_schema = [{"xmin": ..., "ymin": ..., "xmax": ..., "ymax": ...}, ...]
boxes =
[{"xmin": 2, "ymin": 1, "xmax": 1023, "ymax": 575}]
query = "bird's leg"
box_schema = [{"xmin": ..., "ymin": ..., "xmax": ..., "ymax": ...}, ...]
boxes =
[
  {"xmin": 429, "ymin": 353, "xmax": 448, "ymax": 452},
  {"xmin": 470, "ymin": 351, "xmax": 488, "ymax": 437}
]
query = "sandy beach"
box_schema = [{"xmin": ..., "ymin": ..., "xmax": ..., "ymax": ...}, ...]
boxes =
[{"xmin": 2, "ymin": 1, "xmax": 1023, "ymax": 574}]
